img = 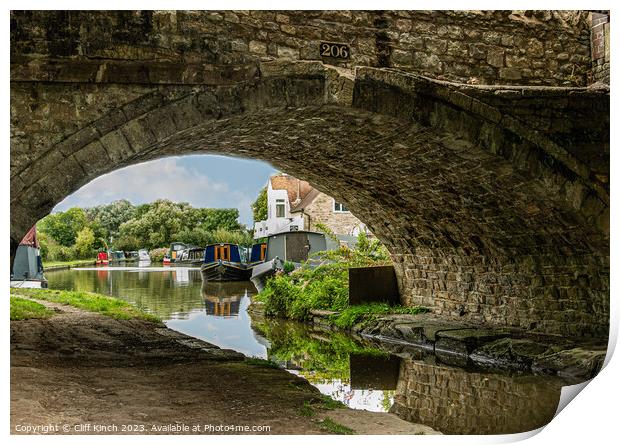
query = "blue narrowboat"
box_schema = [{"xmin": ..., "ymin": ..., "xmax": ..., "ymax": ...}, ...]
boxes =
[
  {"xmin": 248, "ymin": 242, "xmax": 267, "ymax": 266},
  {"xmin": 200, "ymin": 243, "xmax": 251, "ymax": 281}
]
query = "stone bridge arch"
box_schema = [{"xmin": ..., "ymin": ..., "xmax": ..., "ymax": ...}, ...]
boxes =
[{"xmin": 10, "ymin": 11, "xmax": 609, "ymax": 338}]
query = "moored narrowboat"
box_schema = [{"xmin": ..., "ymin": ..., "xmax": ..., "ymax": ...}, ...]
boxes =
[
  {"xmin": 108, "ymin": 250, "xmax": 126, "ymax": 263},
  {"xmin": 174, "ymin": 245, "xmax": 205, "ymax": 266},
  {"xmin": 125, "ymin": 251, "xmax": 139, "ymax": 262},
  {"xmin": 138, "ymin": 249, "xmax": 150, "ymax": 261},
  {"xmin": 200, "ymin": 243, "xmax": 251, "ymax": 281},
  {"xmin": 167, "ymin": 242, "xmax": 188, "ymax": 263},
  {"xmin": 11, "ymin": 225, "xmax": 47, "ymax": 288},
  {"xmin": 248, "ymin": 242, "xmax": 267, "ymax": 266},
  {"xmin": 96, "ymin": 251, "xmax": 109, "ymax": 265}
]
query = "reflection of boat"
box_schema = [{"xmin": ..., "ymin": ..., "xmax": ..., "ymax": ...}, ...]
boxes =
[
  {"xmin": 173, "ymin": 268, "xmax": 190, "ymax": 284},
  {"xmin": 200, "ymin": 243, "xmax": 251, "ymax": 281},
  {"xmin": 11, "ymin": 225, "xmax": 47, "ymax": 288},
  {"xmin": 250, "ymin": 230, "xmax": 337, "ymax": 292},
  {"xmin": 201, "ymin": 281, "xmax": 254, "ymax": 317}
]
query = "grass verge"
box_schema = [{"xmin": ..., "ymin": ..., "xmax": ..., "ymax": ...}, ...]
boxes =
[
  {"xmin": 318, "ymin": 418, "xmax": 355, "ymax": 435},
  {"xmin": 10, "ymin": 289, "xmax": 160, "ymax": 323},
  {"xmin": 10, "ymin": 296, "xmax": 55, "ymax": 320},
  {"xmin": 330, "ymin": 303, "xmax": 430, "ymax": 330},
  {"xmin": 43, "ymin": 259, "xmax": 96, "ymax": 269}
]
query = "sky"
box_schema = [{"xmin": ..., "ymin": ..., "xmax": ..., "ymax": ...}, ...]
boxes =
[{"xmin": 53, "ymin": 155, "xmax": 277, "ymax": 227}]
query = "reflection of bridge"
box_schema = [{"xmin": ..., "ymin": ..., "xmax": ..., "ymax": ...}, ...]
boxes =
[{"xmin": 10, "ymin": 11, "xmax": 609, "ymax": 337}]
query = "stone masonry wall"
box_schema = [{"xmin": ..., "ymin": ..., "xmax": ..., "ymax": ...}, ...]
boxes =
[
  {"xmin": 590, "ymin": 12, "xmax": 610, "ymax": 84},
  {"xmin": 11, "ymin": 10, "xmax": 592, "ymax": 86},
  {"xmin": 390, "ymin": 359, "xmax": 561, "ymax": 434},
  {"xmin": 299, "ymin": 192, "xmax": 365, "ymax": 235}
]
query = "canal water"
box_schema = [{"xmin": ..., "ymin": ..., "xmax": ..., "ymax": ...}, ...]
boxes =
[{"xmin": 47, "ymin": 265, "xmax": 567, "ymax": 435}]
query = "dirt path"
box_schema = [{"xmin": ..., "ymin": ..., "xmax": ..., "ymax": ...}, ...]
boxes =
[{"xmin": 10, "ymin": 299, "xmax": 438, "ymax": 435}]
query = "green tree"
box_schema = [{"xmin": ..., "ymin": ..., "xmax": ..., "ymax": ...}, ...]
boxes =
[
  {"xmin": 38, "ymin": 207, "xmax": 88, "ymax": 247},
  {"xmin": 113, "ymin": 234, "xmax": 141, "ymax": 252},
  {"xmin": 251, "ymin": 187, "xmax": 268, "ymax": 223},
  {"xmin": 86, "ymin": 199, "xmax": 136, "ymax": 239},
  {"xmin": 117, "ymin": 199, "xmax": 188, "ymax": 250},
  {"xmin": 75, "ymin": 227, "xmax": 95, "ymax": 258}
]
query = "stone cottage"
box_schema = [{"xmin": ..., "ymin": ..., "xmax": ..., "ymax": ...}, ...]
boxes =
[{"xmin": 253, "ymin": 173, "xmax": 369, "ymax": 240}]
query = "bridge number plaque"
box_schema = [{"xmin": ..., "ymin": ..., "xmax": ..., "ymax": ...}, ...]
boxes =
[{"xmin": 320, "ymin": 42, "xmax": 350, "ymax": 59}]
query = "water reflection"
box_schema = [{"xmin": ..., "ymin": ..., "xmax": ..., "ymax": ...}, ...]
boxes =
[
  {"xmin": 202, "ymin": 281, "xmax": 254, "ymax": 317},
  {"xmin": 47, "ymin": 267, "xmax": 565, "ymax": 434}
]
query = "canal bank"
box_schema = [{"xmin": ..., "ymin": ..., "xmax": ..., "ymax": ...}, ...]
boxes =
[
  {"xmin": 43, "ymin": 260, "xmax": 96, "ymax": 272},
  {"xmin": 10, "ymin": 290, "xmax": 438, "ymax": 435},
  {"xmin": 36, "ymin": 266, "xmax": 604, "ymax": 434}
]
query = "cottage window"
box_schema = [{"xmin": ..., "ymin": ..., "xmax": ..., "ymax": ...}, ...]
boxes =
[
  {"xmin": 334, "ymin": 201, "xmax": 349, "ymax": 212},
  {"xmin": 276, "ymin": 199, "xmax": 286, "ymax": 218}
]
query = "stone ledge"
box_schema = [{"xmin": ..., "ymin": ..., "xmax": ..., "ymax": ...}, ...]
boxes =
[{"xmin": 304, "ymin": 309, "xmax": 607, "ymax": 382}]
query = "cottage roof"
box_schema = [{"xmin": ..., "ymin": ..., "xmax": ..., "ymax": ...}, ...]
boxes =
[
  {"xmin": 269, "ymin": 174, "xmax": 314, "ymax": 206},
  {"xmin": 290, "ymin": 188, "xmax": 320, "ymax": 213}
]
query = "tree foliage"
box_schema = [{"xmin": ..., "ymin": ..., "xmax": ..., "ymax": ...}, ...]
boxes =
[
  {"xmin": 38, "ymin": 207, "xmax": 87, "ymax": 247},
  {"xmin": 37, "ymin": 199, "xmax": 247, "ymax": 261},
  {"xmin": 85, "ymin": 199, "xmax": 136, "ymax": 239},
  {"xmin": 75, "ymin": 227, "xmax": 95, "ymax": 258},
  {"xmin": 251, "ymin": 187, "xmax": 268, "ymax": 223}
]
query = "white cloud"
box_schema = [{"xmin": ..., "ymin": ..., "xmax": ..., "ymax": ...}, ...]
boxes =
[{"xmin": 54, "ymin": 156, "xmax": 255, "ymax": 225}]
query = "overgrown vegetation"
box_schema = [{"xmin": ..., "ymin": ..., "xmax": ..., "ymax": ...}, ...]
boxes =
[
  {"xmin": 330, "ymin": 303, "xmax": 429, "ymax": 330},
  {"xmin": 10, "ymin": 296, "xmax": 55, "ymax": 320},
  {"xmin": 11, "ymin": 289, "xmax": 161, "ymax": 323},
  {"xmin": 256, "ymin": 232, "xmax": 428, "ymax": 326},
  {"xmin": 244, "ymin": 357, "xmax": 281, "ymax": 369}
]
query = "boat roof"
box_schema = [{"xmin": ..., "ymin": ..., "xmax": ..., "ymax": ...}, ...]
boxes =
[{"xmin": 267, "ymin": 230, "xmax": 326, "ymax": 238}]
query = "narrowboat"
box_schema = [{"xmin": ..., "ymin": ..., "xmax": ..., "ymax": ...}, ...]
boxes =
[
  {"xmin": 108, "ymin": 250, "xmax": 126, "ymax": 263},
  {"xmin": 174, "ymin": 245, "xmax": 205, "ymax": 266},
  {"xmin": 200, "ymin": 243, "xmax": 251, "ymax": 281},
  {"xmin": 247, "ymin": 242, "xmax": 267, "ymax": 267},
  {"xmin": 138, "ymin": 249, "xmax": 150, "ymax": 261},
  {"xmin": 167, "ymin": 242, "xmax": 188, "ymax": 263},
  {"xmin": 96, "ymin": 251, "xmax": 109, "ymax": 265},
  {"xmin": 125, "ymin": 251, "xmax": 139, "ymax": 262},
  {"xmin": 250, "ymin": 230, "xmax": 338, "ymax": 292},
  {"xmin": 10, "ymin": 225, "xmax": 47, "ymax": 288}
]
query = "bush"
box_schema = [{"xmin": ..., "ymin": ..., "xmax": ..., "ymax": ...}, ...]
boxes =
[
  {"xmin": 149, "ymin": 247, "xmax": 168, "ymax": 262},
  {"xmin": 256, "ymin": 232, "xmax": 428, "ymax": 324}
]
